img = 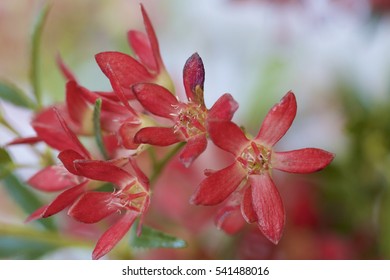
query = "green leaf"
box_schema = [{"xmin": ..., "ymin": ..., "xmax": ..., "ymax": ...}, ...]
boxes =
[
  {"xmin": 379, "ymin": 186, "xmax": 390, "ymax": 258},
  {"xmin": 93, "ymin": 98, "xmax": 108, "ymax": 159},
  {"xmin": 1, "ymin": 173, "xmax": 56, "ymax": 231},
  {"xmin": 0, "ymin": 80, "xmax": 36, "ymax": 109},
  {"xmin": 30, "ymin": 3, "xmax": 51, "ymax": 107},
  {"xmin": 130, "ymin": 225, "xmax": 187, "ymax": 249},
  {"xmin": 0, "ymin": 236, "xmax": 56, "ymax": 259},
  {"xmin": 0, "ymin": 148, "xmax": 14, "ymax": 179}
]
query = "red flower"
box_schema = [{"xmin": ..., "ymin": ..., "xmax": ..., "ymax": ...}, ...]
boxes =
[
  {"xmin": 60, "ymin": 56, "xmax": 150, "ymax": 151},
  {"xmin": 23, "ymin": 107, "xmax": 150, "ymax": 259},
  {"xmin": 67, "ymin": 157, "xmax": 150, "ymax": 260},
  {"xmin": 133, "ymin": 53, "xmax": 239, "ymax": 167},
  {"xmin": 95, "ymin": 4, "xmax": 174, "ymax": 95},
  {"xmin": 190, "ymin": 91, "xmax": 334, "ymax": 244},
  {"xmin": 25, "ymin": 108, "xmax": 95, "ymax": 221}
]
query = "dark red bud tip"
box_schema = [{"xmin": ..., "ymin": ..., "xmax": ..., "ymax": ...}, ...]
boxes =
[
  {"xmin": 184, "ymin": 53, "xmax": 205, "ymax": 91},
  {"xmin": 183, "ymin": 53, "xmax": 205, "ymax": 104}
]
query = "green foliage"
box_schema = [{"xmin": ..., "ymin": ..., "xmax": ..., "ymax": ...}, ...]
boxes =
[
  {"xmin": 0, "ymin": 81, "xmax": 36, "ymax": 109},
  {"xmin": 130, "ymin": 225, "xmax": 187, "ymax": 249},
  {"xmin": 0, "ymin": 148, "xmax": 14, "ymax": 179},
  {"xmin": 246, "ymin": 57, "xmax": 286, "ymax": 132},
  {"xmin": 30, "ymin": 3, "xmax": 51, "ymax": 107},
  {"xmin": 1, "ymin": 173, "xmax": 56, "ymax": 231},
  {"xmin": 318, "ymin": 82, "xmax": 390, "ymax": 258},
  {"xmin": 0, "ymin": 237, "xmax": 56, "ymax": 259},
  {"xmin": 93, "ymin": 98, "xmax": 109, "ymax": 159}
]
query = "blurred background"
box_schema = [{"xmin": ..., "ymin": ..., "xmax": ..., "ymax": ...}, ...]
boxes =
[{"xmin": 1, "ymin": 0, "xmax": 390, "ymax": 259}]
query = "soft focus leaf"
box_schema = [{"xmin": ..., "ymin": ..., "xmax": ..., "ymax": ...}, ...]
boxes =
[
  {"xmin": 30, "ymin": 3, "xmax": 51, "ymax": 106},
  {"xmin": 93, "ymin": 99, "xmax": 108, "ymax": 159},
  {"xmin": 0, "ymin": 148, "xmax": 14, "ymax": 179},
  {"xmin": 2, "ymin": 173, "xmax": 55, "ymax": 230},
  {"xmin": 378, "ymin": 186, "xmax": 390, "ymax": 258},
  {"xmin": 0, "ymin": 80, "xmax": 36, "ymax": 109},
  {"xmin": 130, "ymin": 225, "xmax": 187, "ymax": 249},
  {"xmin": 0, "ymin": 236, "xmax": 56, "ymax": 259}
]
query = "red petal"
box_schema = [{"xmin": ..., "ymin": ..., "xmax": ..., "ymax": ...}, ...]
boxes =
[
  {"xmin": 133, "ymin": 83, "xmax": 178, "ymax": 118},
  {"xmin": 119, "ymin": 122, "xmax": 141, "ymax": 149},
  {"xmin": 92, "ymin": 211, "xmax": 138, "ymax": 260},
  {"xmin": 53, "ymin": 108, "xmax": 91, "ymax": 159},
  {"xmin": 272, "ymin": 148, "xmax": 335, "ymax": 174},
  {"xmin": 78, "ymin": 87, "xmax": 129, "ymax": 116},
  {"xmin": 25, "ymin": 205, "xmax": 47, "ymax": 223},
  {"xmin": 255, "ymin": 91, "xmax": 297, "ymax": 147},
  {"xmin": 43, "ymin": 181, "xmax": 88, "ymax": 218},
  {"xmin": 96, "ymin": 90, "xmax": 135, "ymax": 101},
  {"xmin": 32, "ymin": 107, "xmax": 83, "ymax": 153},
  {"xmin": 250, "ymin": 173, "xmax": 285, "ymax": 244},
  {"xmin": 65, "ymin": 81, "xmax": 90, "ymax": 126},
  {"xmin": 58, "ymin": 149, "xmax": 85, "ymax": 175},
  {"xmin": 28, "ymin": 166, "xmax": 78, "ymax": 192},
  {"xmin": 208, "ymin": 93, "xmax": 238, "ymax": 121},
  {"xmin": 102, "ymin": 63, "xmax": 138, "ymax": 116},
  {"xmin": 208, "ymin": 121, "xmax": 248, "ymax": 155},
  {"xmin": 140, "ymin": 4, "xmax": 163, "ymax": 72},
  {"xmin": 95, "ymin": 51, "xmax": 153, "ymax": 88},
  {"xmin": 6, "ymin": 136, "xmax": 41, "ymax": 146},
  {"xmin": 68, "ymin": 192, "xmax": 117, "ymax": 223},
  {"xmin": 129, "ymin": 158, "xmax": 149, "ymax": 190},
  {"xmin": 190, "ymin": 163, "xmax": 246, "ymax": 205},
  {"xmin": 183, "ymin": 53, "xmax": 205, "ymax": 105},
  {"xmin": 179, "ymin": 134, "xmax": 207, "ymax": 168},
  {"xmin": 56, "ymin": 54, "xmax": 77, "ymax": 81},
  {"xmin": 215, "ymin": 205, "xmax": 246, "ymax": 234},
  {"xmin": 103, "ymin": 134, "xmax": 120, "ymax": 158},
  {"xmin": 134, "ymin": 127, "xmax": 183, "ymax": 146},
  {"xmin": 241, "ymin": 187, "xmax": 258, "ymax": 223},
  {"xmin": 74, "ymin": 159, "xmax": 135, "ymax": 189},
  {"xmin": 128, "ymin": 30, "xmax": 157, "ymax": 72}
]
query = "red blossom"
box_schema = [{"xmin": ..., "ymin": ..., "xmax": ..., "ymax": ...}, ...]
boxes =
[
  {"xmin": 67, "ymin": 158, "xmax": 150, "ymax": 259},
  {"xmin": 95, "ymin": 4, "xmax": 174, "ymax": 95},
  {"xmin": 21, "ymin": 107, "xmax": 150, "ymax": 259},
  {"xmin": 190, "ymin": 91, "xmax": 334, "ymax": 244},
  {"xmin": 133, "ymin": 53, "xmax": 238, "ymax": 167}
]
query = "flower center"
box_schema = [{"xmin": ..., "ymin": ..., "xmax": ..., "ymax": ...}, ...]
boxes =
[
  {"xmin": 237, "ymin": 142, "xmax": 271, "ymax": 175},
  {"xmin": 173, "ymin": 102, "xmax": 207, "ymax": 139},
  {"xmin": 108, "ymin": 181, "xmax": 148, "ymax": 213}
]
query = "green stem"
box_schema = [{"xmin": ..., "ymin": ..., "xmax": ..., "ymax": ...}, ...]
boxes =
[
  {"xmin": 147, "ymin": 146, "xmax": 158, "ymax": 167},
  {"xmin": 149, "ymin": 142, "xmax": 185, "ymax": 185},
  {"xmin": 0, "ymin": 117, "xmax": 20, "ymax": 137},
  {"xmin": 30, "ymin": 4, "xmax": 50, "ymax": 108},
  {"xmin": 0, "ymin": 223, "xmax": 93, "ymax": 248},
  {"xmin": 93, "ymin": 99, "xmax": 109, "ymax": 160}
]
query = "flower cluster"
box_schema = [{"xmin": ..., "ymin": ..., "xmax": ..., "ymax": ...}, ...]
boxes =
[{"xmin": 5, "ymin": 4, "xmax": 334, "ymax": 259}]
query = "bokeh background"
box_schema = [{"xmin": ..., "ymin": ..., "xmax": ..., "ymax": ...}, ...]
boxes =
[{"xmin": 1, "ymin": 0, "xmax": 390, "ymax": 259}]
